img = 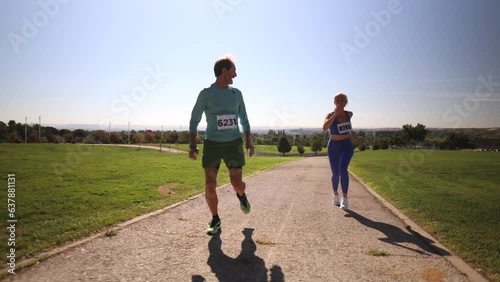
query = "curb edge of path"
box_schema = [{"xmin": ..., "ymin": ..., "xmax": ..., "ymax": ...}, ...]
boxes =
[{"xmin": 348, "ymin": 170, "xmax": 489, "ymax": 282}]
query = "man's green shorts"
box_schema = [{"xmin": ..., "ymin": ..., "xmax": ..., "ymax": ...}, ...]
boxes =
[{"xmin": 202, "ymin": 138, "xmax": 245, "ymax": 169}]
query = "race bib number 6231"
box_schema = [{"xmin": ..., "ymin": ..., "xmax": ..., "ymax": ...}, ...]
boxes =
[{"xmin": 217, "ymin": 114, "xmax": 238, "ymax": 130}]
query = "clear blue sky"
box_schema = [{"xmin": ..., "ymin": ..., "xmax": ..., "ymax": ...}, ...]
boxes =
[{"xmin": 1, "ymin": 0, "xmax": 499, "ymax": 131}]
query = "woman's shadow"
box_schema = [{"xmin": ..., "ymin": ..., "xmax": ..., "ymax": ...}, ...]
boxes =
[
  {"xmin": 344, "ymin": 210, "xmax": 450, "ymax": 256},
  {"xmin": 192, "ymin": 228, "xmax": 284, "ymax": 282}
]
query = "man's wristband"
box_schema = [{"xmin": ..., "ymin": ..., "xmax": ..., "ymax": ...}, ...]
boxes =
[{"xmin": 189, "ymin": 143, "xmax": 197, "ymax": 150}]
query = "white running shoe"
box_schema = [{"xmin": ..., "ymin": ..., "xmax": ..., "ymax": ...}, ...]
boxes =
[
  {"xmin": 333, "ymin": 194, "xmax": 340, "ymax": 206},
  {"xmin": 340, "ymin": 197, "xmax": 349, "ymax": 210}
]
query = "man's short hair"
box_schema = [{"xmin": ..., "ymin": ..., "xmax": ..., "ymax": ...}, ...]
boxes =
[{"xmin": 214, "ymin": 56, "xmax": 235, "ymax": 77}]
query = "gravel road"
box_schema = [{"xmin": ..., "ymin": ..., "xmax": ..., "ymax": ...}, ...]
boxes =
[{"xmin": 3, "ymin": 157, "xmax": 487, "ymax": 282}]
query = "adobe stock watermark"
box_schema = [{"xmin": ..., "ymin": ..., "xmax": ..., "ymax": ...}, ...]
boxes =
[
  {"xmin": 52, "ymin": 144, "xmax": 92, "ymax": 181},
  {"xmin": 213, "ymin": 0, "xmax": 243, "ymax": 21},
  {"xmin": 6, "ymin": 174, "xmax": 17, "ymax": 274},
  {"xmin": 442, "ymin": 74, "xmax": 500, "ymax": 128},
  {"xmin": 98, "ymin": 64, "xmax": 169, "ymax": 130},
  {"xmin": 268, "ymin": 106, "xmax": 297, "ymax": 129},
  {"xmin": 339, "ymin": 0, "xmax": 404, "ymax": 63},
  {"xmin": 7, "ymin": 0, "xmax": 71, "ymax": 54}
]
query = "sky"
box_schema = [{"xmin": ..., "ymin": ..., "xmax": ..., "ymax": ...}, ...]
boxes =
[{"xmin": 1, "ymin": 0, "xmax": 500, "ymax": 131}]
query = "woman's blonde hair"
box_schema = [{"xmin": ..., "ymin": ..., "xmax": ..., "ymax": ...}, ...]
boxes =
[{"xmin": 334, "ymin": 92, "xmax": 348, "ymax": 104}]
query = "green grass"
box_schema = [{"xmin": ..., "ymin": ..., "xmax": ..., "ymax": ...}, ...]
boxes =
[
  {"xmin": 349, "ymin": 150, "xmax": 500, "ymax": 281},
  {"xmin": 151, "ymin": 143, "xmax": 317, "ymax": 155},
  {"xmin": 0, "ymin": 144, "xmax": 296, "ymax": 263},
  {"xmin": 104, "ymin": 229, "xmax": 118, "ymax": 237},
  {"xmin": 254, "ymin": 145, "xmax": 317, "ymax": 154},
  {"xmin": 367, "ymin": 249, "xmax": 389, "ymax": 256}
]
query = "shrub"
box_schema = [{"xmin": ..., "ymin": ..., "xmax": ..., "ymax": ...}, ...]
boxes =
[{"xmin": 359, "ymin": 144, "xmax": 367, "ymax": 151}]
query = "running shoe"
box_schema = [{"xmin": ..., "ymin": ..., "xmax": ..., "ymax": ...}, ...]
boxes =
[
  {"xmin": 237, "ymin": 193, "xmax": 251, "ymax": 214},
  {"xmin": 340, "ymin": 197, "xmax": 349, "ymax": 210},
  {"xmin": 206, "ymin": 218, "xmax": 221, "ymax": 235},
  {"xmin": 333, "ymin": 194, "xmax": 340, "ymax": 206}
]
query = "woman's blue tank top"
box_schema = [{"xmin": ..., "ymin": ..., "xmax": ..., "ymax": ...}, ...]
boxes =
[{"xmin": 329, "ymin": 112, "xmax": 352, "ymax": 135}]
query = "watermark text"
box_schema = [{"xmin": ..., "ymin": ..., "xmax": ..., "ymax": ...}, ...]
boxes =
[
  {"xmin": 6, "ymin": 174, "xmax": 17, "ymax": 274},
  {"xmin": 7, "ymin": 0, "xmax": 71, "ymax": 54}
]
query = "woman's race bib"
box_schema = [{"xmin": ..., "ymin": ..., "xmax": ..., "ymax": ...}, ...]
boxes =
[{"xmin": 337, "ymin": 121, "xmax": 352, "ymax": 134}]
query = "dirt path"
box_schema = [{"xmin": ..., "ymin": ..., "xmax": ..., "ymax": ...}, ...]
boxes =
[{"xmin": 97, "ymin": 143, "xmax": 186, "ymax": 153}]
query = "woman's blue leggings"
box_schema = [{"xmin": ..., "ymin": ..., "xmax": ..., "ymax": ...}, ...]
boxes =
[{"xmin": 327, "ymin": 139, "xmax": 354, "ymax": 194}]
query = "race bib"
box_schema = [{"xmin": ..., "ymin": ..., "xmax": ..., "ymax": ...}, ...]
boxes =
[
  {"xmin": 217, "ymin": 114, "xmax": 238, "ymax": 130},
  {"xmin": 337, "ymin": 121, "xmax": 352, "ymax": 134}
]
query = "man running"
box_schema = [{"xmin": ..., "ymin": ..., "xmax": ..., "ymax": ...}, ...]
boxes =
[{"xmin": 189, "ymin": 55, "xmax": 254, "ymax": 235}]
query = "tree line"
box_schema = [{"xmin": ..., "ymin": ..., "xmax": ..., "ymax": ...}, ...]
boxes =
[{"xmin": 1, "ymin": 120, "xmax": 497, "ymax": 152}]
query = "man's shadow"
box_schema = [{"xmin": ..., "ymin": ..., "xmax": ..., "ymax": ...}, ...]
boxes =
[
  {"xmin": 192, "ymin": 228, "xmax": 284, "ymax": 282},
  {"xmin": 345, "ymin": 210, "xmax": 450, "ymax": 256}
]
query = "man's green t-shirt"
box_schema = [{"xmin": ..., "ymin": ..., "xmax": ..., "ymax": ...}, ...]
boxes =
[{"xmin": 189, "ymin": 83, "xmax": 251, "ymax": 142}]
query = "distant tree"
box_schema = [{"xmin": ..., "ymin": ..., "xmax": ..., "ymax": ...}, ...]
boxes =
[
  {"xmin": 376, "ymin": 137, "xmax": 390, "ymax": 150},
  {"xmin": 109, "ymin": 132, "xmax": 124, "ymax": 144},
  {"xmin": 132, "ymin": 133, "xmax": 145, "ymax": 144},
  {"xmin": 43, "ymin": 126, "xmax": 59, "ymax": 136},
  {"xmin": 178, "ymin": 131, "xmax": 190, "ymax": 143},
  {"xmin": 271, "ymin": 135, "xmax": 280, "ymax": 144},
  {"xmin": 294, "ymin": 134, "xmax": 300, "ymax": 146},
  {"xmin": 402, "ymin": 123, "xmax": 428, "ymax": 146},
  {"xmin": 0, "ymin": 121, "xmax": 7, "ymax": 142},
  {"xmin": 413, "ymin": 123, "xmax": 428, "ymax": 143},
  {"xmin": 59, "ymin": 129, "xmax": 72, "ymax": 136},
  {"xmin": 253, "ymin": 136, "xmax": 264, "ymax": 145},
  {"xmin": 381, "ymin": 141, "xmax": 389, "ymax": 150},
  {"xmin": 27, "ymin": 132, "xmax": 38, "ymax": 143},
  {"xmin": 165, "ymin": 131, "xmax": 179, "ymax": 143},
  {"xmin": 358, "ymin": 144, "xmax": 367, "ymax": 151},
  {"xmin": 297, "ymin": 145, "xmax": 305, "ymax": 155},
  {"xmin": 64, "ymin": 133, "xmax": 75, "ymax": 143},
  {"xmin": 47, "ymin": 134, "xmax": 58, "ymax": 143},
  {"xmin": 6, "ymin": 132, "xmax": 21, "ymax": 143},
  {"xmin": 92, "ymin": 130, "xmax": 107, "ymax": 143},
  {"xmin": 73, "ymin": 129, "xmax": 88, "ymax": 141},
  {"xmin": 309, "ymin": 135, "xmax": 323, "ymax": 155},
  {"xmin": 311, "ymin": 141, "xmax": 322, "ymax": 154},
  {"xmin": 7, "ymin": 120, "xmax": 16, "ymax": 132},
  {"xmin": 390, "ymin": 133, "xmax": 405, "ymax": 148},
  {"xmin": 16, "ymin": 123, "xmax": 25, "ymax": 138},
  {"xmin": 277, "ymin": 136, "xmax": 292, "ymax": 155},
  {"xmin": 145, "ymin": 130, "xmax": 155, "ymax": 143},
  {"xmin": 441, "ymin": 132, "xmax": 476, "ymax": 150}
]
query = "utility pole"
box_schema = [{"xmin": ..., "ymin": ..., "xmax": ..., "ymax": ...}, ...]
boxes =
[
  {"xmin": 160, "ymin": 125, "xmax": 163, "ymax": 152},
  {"xmin": 128, "ymin": 122, "xmax": 130, "ymax": 144},
  {"xmin": 38, "ymin": 115, "xmax": 41, "ymax": 142},
  {"xmin": 25, "ymin": 116, "xmax": 27, "ymax": 143}
]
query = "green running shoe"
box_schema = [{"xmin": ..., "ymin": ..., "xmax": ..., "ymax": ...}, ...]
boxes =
[
  {"xmin": 237, "ymin": 193, "xmax": 251, "ymax": 214},
  {"xmin": 206, "ymin": 218, "xmax": 221, "ymax": 235}
]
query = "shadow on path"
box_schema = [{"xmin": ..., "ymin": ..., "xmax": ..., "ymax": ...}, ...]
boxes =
[
  {"xmin": 345, "ymin": 210, "xmax": 450, "ymax": 256},
  {"xmin": 192, "ymin": 228, "xmax": 285, "ymax": 282}
]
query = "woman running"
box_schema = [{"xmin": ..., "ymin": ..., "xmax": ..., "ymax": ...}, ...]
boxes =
[{"xmin": 322, "ymin": 93, "xmax": 359, "ymax": 210}]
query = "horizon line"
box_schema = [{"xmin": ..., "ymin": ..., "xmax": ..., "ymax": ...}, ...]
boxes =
[{"xmin": 33, "ymin": 123, "xmax": 500, "ymax": 131}]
